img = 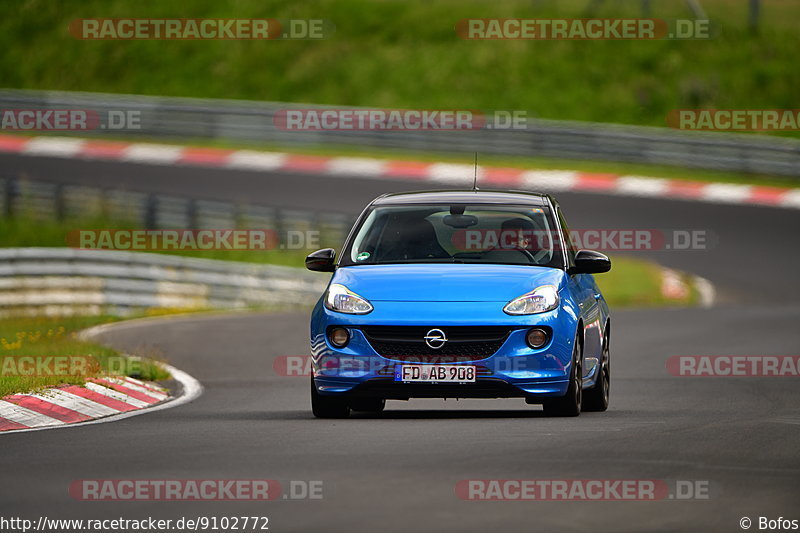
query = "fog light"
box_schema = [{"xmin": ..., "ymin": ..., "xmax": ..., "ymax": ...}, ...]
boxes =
[
  {"xmin": 329, "ymin": 327, "xmax": 350, "ymax": 348},
  {"xmin": 526, "ymin": 328, "xmax": 548, "ymax": 348}
]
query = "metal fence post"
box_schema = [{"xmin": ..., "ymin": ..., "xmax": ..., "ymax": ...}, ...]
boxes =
[
  {"xmin": 144, "ymin": 194, "xmax": 158, "ymax": 229},
  {"xmin": 187, "ymin": 198, "xmax": 198, "ymax": 229},
  {"xmin": 4, "ymin": 177, "xmax": 16, "ymax": 218},
  {"xmin": 749, "ymin": 0, "xmax": 760, "ymax": 32},
  {"xmin": 54, "ymin": 183, "xmax": 65, "ymax": 221}
]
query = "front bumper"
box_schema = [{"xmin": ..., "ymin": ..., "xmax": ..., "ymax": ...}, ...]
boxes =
[
  {"xmin": 310, "ymin": 299, "xmax": 581, "ymax": 400},
  {"xmin": 314, "ymin": 376, "xmax": 570, "ymax": 400}
]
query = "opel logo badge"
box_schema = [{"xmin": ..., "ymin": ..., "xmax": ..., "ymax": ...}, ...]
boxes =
[{"xmin": 424, "ymin": 328, "xmax": 447, "ymax": 350}]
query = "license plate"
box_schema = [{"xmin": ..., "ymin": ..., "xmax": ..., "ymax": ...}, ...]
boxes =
[{"xmin": 394, "ymin": 364, "xmax": 476, "ymax": 383}]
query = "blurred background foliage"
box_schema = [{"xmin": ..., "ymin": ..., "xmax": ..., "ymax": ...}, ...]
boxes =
[{"xmin": 0, "ymin": 0, "xmax": 796, "ymax": 132}]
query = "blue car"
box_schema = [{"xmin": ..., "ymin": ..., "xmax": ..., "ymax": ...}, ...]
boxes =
[{"xmin": 306, "ymin": 190, "xmax": 611, "ymax": 418}]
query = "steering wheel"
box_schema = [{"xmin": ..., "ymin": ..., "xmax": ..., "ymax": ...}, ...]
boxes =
[{"xmin": 486, "ymin": 246, "xmax": 537, "ymax": 263}]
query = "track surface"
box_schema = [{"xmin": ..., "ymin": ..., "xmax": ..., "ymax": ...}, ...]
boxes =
[{"xmin": 1, "ymin": 154, "xmax": 798, "ymax": 532}]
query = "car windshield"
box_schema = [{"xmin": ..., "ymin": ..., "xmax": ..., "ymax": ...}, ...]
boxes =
[{"xmin": 342, "ymin": 204, "xmax": 565, "ymax": 267}]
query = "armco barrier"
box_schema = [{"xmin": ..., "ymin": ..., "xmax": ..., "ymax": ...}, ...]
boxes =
[
  {"xmin": 0, "ymin": 176, "xmax": 355, "ymax": 249},
  {"xmin": 1, "ymin": 89, "xmax": 799, "ymax": 177},
  {"xmin": 0, "ymin": 248, "xmax": 328, "ymax": 316}
]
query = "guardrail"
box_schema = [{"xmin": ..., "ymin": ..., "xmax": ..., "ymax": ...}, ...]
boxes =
[
  {"xmin": 2, "ymin": 89, "xmax": 799, "ymax": 177},
  {"xmin": 0, "ymin": 175, "xmax": 354, "ymax": 249},
  {"xmin": 0, "ymin": 172, "xmax": 348, "ymax": 317},
  {"xmin": 0, "ymin": 248, "xmax": 328, "ymax": 317}
]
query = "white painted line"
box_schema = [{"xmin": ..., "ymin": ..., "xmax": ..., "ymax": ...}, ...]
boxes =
[
  {"xmin": 427, "ymin": 163, "xmax": 484, "ymax": 185},
  {"xmin": 225, "ymin": 150, "xmax": 287, "ymax": 171},
  {"xmin": 428, "ymin": 163, "xmax": 487, "ymax": 184},
  {"xmin": 22, "ymin": 137, "xmax": 86, "ymax": 157},
  {"xmin": 0, "ymin": 400, "xmax": 63, "ymax": 428},
  {"xmin": 780, "ymin": 189, "xmax": 800, "ymax": 209},
  {"xmin": 693, "ymin": 275, "xmax": 716, "ymax": 308},
  {"xmin": 84, "ymin": 382, "xmax": 150, "ymax": 408},
  {"xmin": 103, "ymin": 377, "xmax": 168, "ymax": 401},
  {"xmin": 520, "ymin": 170, "xmax": 578, "ymax": 191},
  {"xmin": 11, "ymin": 133, "xmax": 800, "ymax": 211},
  {"xmin": 327, "ymin": 157, "xmax": 387, "ymax": 176},
  {"xmin": 617, "ymin": 176, "xmax": 671, "ymax": 197},
  {"xmin": 124, "ymin": 376, "xmax": 167, "ymax": 394},
  {"xmin": 77, "ymin": 309, "xmax": 258, "ymax": 340},
  {"xmin": 660, "ymin": 268, "xmax": 690, "ymax": 300},
  {"xmin": 24, "ymin": 389, "xmax": 118, "ymax": 418},
  {"xmin": 701, "ymin": 183, "xmax": 753, "ymax": 203},
  {"xmin": 122, "ymin": 143, "xmax": 183, "ymax": 164}
]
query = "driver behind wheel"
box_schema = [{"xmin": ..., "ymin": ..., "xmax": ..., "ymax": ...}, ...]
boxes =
[
  {"xmin": 498, "ymin": 218, "xmax": 536, "ymax": 251},
  {"xmin": 480, "ymin": 217, "xmax": 543, "ymax": 265}
]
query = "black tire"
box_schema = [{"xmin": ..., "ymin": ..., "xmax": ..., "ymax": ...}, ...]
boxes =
[
  {"xmin": 349, "ymin": 398, "xmax": 386, "ymax": 414},
  {"xmin": 311, "ymin": 376, "xmax": 350, "ymax": 418},
  {"xmin": 582, "ymin": 327, "xmax": 610, "ymax": 412},
  {"xmin": 543, "ymin": 334, "xmax": 582, "ymax": 417}
]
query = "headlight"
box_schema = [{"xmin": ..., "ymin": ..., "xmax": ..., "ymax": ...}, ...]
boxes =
[
  {"xmin": 503, "ymin": 285, "xmax": 559, "ymax": 315},
  {"xmin": 325, "ymin": 284, "xmax": 373, "ymax": 314}
]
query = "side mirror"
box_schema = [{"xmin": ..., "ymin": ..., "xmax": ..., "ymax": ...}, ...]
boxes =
[
  {"xmin": 305, "ymin": 248, "xmax": 336, "ymax": 272},
  {"xmin": 571, "ymin": 250, "xmax": 611, "ymax": 274}
]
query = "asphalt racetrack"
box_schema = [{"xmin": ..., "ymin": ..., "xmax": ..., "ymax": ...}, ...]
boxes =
[{"xmin": 1, "ymin": 153, "xmax": 798, "ymax": 532}]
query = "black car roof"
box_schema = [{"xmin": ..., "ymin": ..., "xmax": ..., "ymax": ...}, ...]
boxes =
[{"xmin": 371, "ymin": 189, "xmax": 551, "ymax": 207}]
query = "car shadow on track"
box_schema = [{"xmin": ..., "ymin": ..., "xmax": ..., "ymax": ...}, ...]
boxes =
[
  {"xmin": 361, "ymin": 409, "xmax": 547, "ymax": 419},
  {"xmin": 219, "ymin": 409, "xmax": 620, "ymax": 420},
  {"xmin": 187, "ymin": 408, "xmax": 625, "ymax": 421}
]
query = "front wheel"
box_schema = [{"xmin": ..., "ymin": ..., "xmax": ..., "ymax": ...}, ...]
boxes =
[
  {"xmin": 582, "ymin": 329, "xmax": 610, "ymax": 412},
  {"xmin": 311, "ymin": 376, "xmax": 350, "ymax": 418},
  {"xmin": 543, "ymin": 334, "xmax": 582, "ymax": 417}
]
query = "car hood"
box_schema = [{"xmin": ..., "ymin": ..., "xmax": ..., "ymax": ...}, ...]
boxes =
[{"xmin": 331, "ymin": 264, "xmax": 565, "ymax": 302}]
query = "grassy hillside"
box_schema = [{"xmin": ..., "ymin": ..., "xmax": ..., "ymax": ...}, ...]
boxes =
[{"xmin": 1, "ymin": 0, "xmax": 798, "ymax": 132}]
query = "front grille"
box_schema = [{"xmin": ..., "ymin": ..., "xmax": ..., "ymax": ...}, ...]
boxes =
[{"xmin": 361, "ymin": 326, "xmax": 513, "ymax": 362}]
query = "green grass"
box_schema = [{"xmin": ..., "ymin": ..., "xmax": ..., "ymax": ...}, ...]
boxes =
[
  {"xmin": 597, "ymin": 255, "xmax": 696, "ymax": 308},
  {"xmin": 1, "ymin": 0, "xmax": 798, "ymax": 137},
  {"xmin": 0, "ymin": 215, "xmax": 311, "ymax": 266},
  {"xmin": 0, "ymin": 315, "xmax": 169, "ymax": 397}
]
